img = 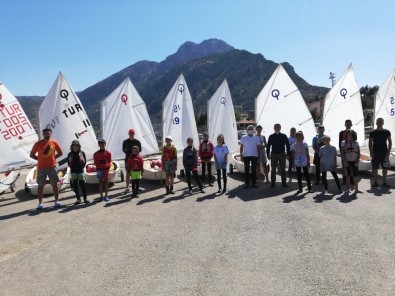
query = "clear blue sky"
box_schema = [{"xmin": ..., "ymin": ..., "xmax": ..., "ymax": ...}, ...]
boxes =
[{"xmin": 1, "ymin": 0, "xmax": 394, "ymax": 95}]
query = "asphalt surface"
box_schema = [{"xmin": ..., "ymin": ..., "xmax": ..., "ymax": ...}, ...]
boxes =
[{"xmin": 1, "ymin": 166, "xmax": 395, "ymax": 296}]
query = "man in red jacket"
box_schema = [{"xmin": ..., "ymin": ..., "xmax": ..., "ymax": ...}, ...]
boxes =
[{"xmin": 199, "ymin": 132, "xmax": 214, "ymax": 186}]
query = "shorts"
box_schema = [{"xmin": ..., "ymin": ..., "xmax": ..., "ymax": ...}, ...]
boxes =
[
  {"xmin": 130, "ymin": 170, "xmax": 142, "ymax": 180},
  {"xmin": 71, "ymin": 173, "xmax": 85, "ymax": 181},
  {"xmin": 96, "ymin": 169, "xmax": 109, "ymax": 181},
  {"xmin": 371, "ymin": 152, "xmax": 387, "ymax": 170},
  {"xmin": 37, "ymin": 167, "xmax": 59, "ymax": 187},
  {"xmin": 164, "ymin": 160, "xmax": 176, "ymax": 173},
  {"xmin": 345, "ymin": 161, "xmax": 358, "ymax": 177}
]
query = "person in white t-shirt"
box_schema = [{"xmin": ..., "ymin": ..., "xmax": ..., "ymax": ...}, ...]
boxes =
[{"xmin": 240, "ymin": 125, "xmax": 260, "ymax": 188}]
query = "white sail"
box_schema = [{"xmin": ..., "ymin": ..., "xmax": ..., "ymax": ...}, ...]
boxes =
[
  {"xmin": 374, "ymin": 68, "xmax": 395, "ymax": 134},
  {"xmin": 0, "ymin": 83, "xmax": 38, "ymax": 172},
  {"xmin": 162, "ymin": 73, "xmax": 199, "ymax": 150},
  {"xmin": 322, "ymin": 64, "xmax": 365, "ymax": 147},
  {"xmin": 255, "ymin": 64, "xmax": 316, "ymax": 143},
  {"xmin": 208, "ymin": 79, "xmax": 238, "ymax": 153},
  {"xmin": 101, "ymin": 77, "xmax": 158, "ymax": 159},
  {"xmin": 39, "ymin": 72, "xmax": 98, "ymax": 168}
]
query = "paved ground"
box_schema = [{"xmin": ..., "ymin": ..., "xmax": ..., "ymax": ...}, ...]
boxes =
[{"xmin": 1, "ymin": 166, "xmax": 395, "ymax": 296}]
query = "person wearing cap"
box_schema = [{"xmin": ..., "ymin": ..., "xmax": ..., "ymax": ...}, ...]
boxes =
[
  {"xmin": 30, "ymin": 128, "xmax": 63, "ymax": 210},
  {"xmin": 93, "ymin": 139, "xmax": 112, "ymax": 202},
  {"xmin": 198, "ymin": 132, "xmax": 214, "ymax": 187},
  {"xmin": 122, "ymin": 129, "xmax": 142, "ymax": 194},
  {"xmin": 67, "ymin": 140, "xmax": 90, "ymax": 204},
  {"xmin": 266, "ymin": 123, "xmax": 290, "ymax": 188},
  {"xmin": 240, "ymin": 125, "xmax": 260, "ymax": 188},
  {"xmin": 162, "ymin": 136, "xmax": 177, "ymax": 194}
]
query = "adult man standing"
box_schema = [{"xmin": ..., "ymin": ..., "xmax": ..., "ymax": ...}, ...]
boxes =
[
  {"xmin": 240, "ymin": 125, "xmax": 260, "ymax": 188},
  {"xmin": 267, "ymin": 123, "xmax": 290, "ymax": 188},
  {"xmin": 122, "ymin": 129, "xmax": 142, "ymax": 194},
  {"xmin": 339, "ymin": 119, "xmax": 353, "ymax": 184},
  {"xmin": 30, "ymin": 128, "xmax": 63, "ymax": 210},
  {"xmin": 369, "ymin": 118, "xmax": 392, "ymax": 187}
]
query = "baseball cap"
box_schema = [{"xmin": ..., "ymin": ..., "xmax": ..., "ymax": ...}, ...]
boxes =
[
  {"xmin": 98, "ymin": 138, "xmax": 106, "ymax": 144},
  {"xmin": 165, "ymin": 135, "xmax": 172, "ymax": 141},
  {"xmin": 129, "ymin": 129, "xmax": 135, "ymax": 134},
  {"xmin": 72, "ymin": 140, "xmax": 80, "ymax": 145}
]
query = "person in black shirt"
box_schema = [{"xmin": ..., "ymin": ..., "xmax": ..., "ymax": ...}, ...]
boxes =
[
  {"xmin": 122, "ymin": 129, "xmax": 142, "ymax": 194},
  {"xmin": 267, "ymin": 123, "xmax": 290, "ymax": 188},
  {"xmin": 369, "ymin": 118, "xmax": 392, "ymax": 187},
  {"xmin": 67, "ymin": 140, "xmax": 89, "ymax": 204}
]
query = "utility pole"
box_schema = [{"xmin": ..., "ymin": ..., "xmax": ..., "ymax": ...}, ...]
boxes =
[{"xmin": 329, "ymin": 72, "xmax": 336, "ymax": 87}]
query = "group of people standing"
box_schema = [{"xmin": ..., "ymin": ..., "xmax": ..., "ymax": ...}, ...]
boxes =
[
  {"xmin": 238, "ymin": 117, "xmax": 392, "ymax": 195},
  {"xmin": 29, "ymin": 117, "xmax": 392, "ymax": 210}
]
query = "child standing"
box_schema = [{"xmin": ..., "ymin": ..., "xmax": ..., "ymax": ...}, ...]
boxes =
[
  {"xmin": 126, "ymin": 146, "xmax": 144, "ymax": 197},
  {"xmin": 341, "ymin": 130, "xmax": 361, "ymax": 193},
  {"xmin": 213, "ymin": 134, "xmax": 229, "ymax": 193},
  {"xmin": 291, "ymin": 131, "xmax": 313, "ymax": 193},
  {"xmin": 68, "ymin": 140, "xmax": 90, "ymax": 205},
  {"xmin": 199, "ymin": 132, "xmax": 214, "ymax": 186},
  {"xmin": 288, "ymin": 127, "xmax": 297, "ymax": 182},
  {"xmin": 319, "ymin": 136, "xmax": 342, "ymax": 193},
  {"xmin": 93, "ymin": 139, "xmax": 112, "ymax": 202},
  {"xmin": 162, "ymin": 136, "xmax": 177, "ymax": 195},
  {"xmin": 183, "ymin": 138, "xmax": 204, "ymax": 194}
]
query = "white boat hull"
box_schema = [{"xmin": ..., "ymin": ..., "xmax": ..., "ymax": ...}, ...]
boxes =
[
  {"xmin": 25, "ymin": 167, "xmax": 69, "ymax": 196},
  {"xmin": 336, "ymin": 153, "xmax": 372, "ymax": 171},
  {"xmin": 390, "ymin": 152, "xmax": 395, "ymax": 167},
  {"xmin": 84, "ymin": 161, "xmax": 121, "ymax": 184},
  {"xmin": 0, "ymin": 171, "xmax": 20, "ymax": 194}
]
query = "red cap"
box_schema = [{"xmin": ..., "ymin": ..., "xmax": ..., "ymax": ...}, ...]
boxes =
[{"xmin": 128, "ymin": 129, "xmax": 135, "ymax": 134}]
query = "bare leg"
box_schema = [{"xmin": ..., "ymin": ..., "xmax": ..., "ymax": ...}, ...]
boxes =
[
  {"xmin": 37, "ymin": 186, "xmax": 44, "ymax": 204},
  {"xmin": 52, "ymin": 185, "xmax": 59, "ymax": 202},
  {"xmin": 383, "ymin": 169, "xmax": 388, "ymax": 183}
]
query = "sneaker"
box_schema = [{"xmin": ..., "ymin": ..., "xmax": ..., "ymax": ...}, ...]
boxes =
[
  {"xmin": 200, "ymin": 189, "xmax": 205, "ymax": 193},
  {"xmin": 54, "ymin": 201, "xmax": 61, "ymax": 207},
  {"xmin": 36, "ymin": 204, "xmax": 43, "ymax": 210},
  {"xmin": 104, "ymin": 196, "xmax": 110, "ymax": 202},
  {"xmin": 122, "ymin": 188, "xmax": 130, "ymax": 194},
  {"xmin": 296, "ymin": 189, "xmax": 302, "ymax": 194},
  {"xmin": 382, "ymin": 183, "xmax": 391, "ymax": 188},
  {"xmin": 98, "ymin": 197, "xmax": 103, "ymax": 202},
  {"xmin": 74, "ymin": 199, "xmax": 81, "ymax": 205},
  {"xmin": 307, "ymin": 189, "xmax": 314, "ymax": 193},
  {"xmin": 209, "ymin": 183, "xmax": 214, "ymax": 187},
  {"xmin": 371, "ymin": 182, "xmax": 379, "ymax": 188},
  {"xmin": 217, "ymin": 189, "xmax": 222, "ymax": 193},
  {"xmin": 84, "ymin": 199, "xmax": 90, "ymax": 204},
  {"xmin": 189, "ymin": 189, "xmax": 193, "ymax": 194}
]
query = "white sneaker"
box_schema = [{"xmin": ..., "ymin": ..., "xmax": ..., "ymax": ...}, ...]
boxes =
[{"xmin": 122, "ymin": 188, "xmax": 130, "ymax": 194}]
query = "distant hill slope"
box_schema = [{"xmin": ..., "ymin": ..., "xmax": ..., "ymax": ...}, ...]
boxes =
[{"xmin": 18, "ymin": 38, "xmax": 329, "ymax": 132}]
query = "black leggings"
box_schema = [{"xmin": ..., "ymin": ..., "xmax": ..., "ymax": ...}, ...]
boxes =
[
  {"xmin": 217, "ymin": 169, "xmax": 227, "ymax": 189},
  {"xmin": 73, "ymin": 179, "xmax": 87, "ymax": 199},
  {"xmin": 321, "ymin": 171, "xmax": 341, "ymax": 190},
  {"xmin": 296, "ymin": 166, "xmax": 311, "ymax": 190},
  {"xmin": 186, "ymin": 169, "xmax": 202, "ymax": 190},
  {"xmin": 201, "ymin": 161, "xmax": 212, "ymax": 183}
]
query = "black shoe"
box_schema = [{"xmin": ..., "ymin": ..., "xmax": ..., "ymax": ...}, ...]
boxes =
[
  {"xmin": 382, "ymin": 183, "xmax": 391, "ymax": 188},
  {"xmin": 188, "ymin": 189, "xmax": 193, "ymax": 194},
  {"xmin": 307, "ymin": 188, "xmax": 314, "ymax": 193},
  {"xmin": 209, "ymin": 183, "xmax": 214, "ymax": 187},
  {"xmin": 83, "ymin": 199, "xmax": 90, "ymax": 204},
  {"xmin": 74, "ymin": 199, "xmax": 81, "ymax": 205},
  {"xmin": 200, "ymin": 189, "xmax": 205, "ymax": 193},
  {"xmin": 296, "ymin": 189, "xmax": 302, "ymax": 194},
  {"xmin": 371, "ymin": 182, "xmax": 379, "ymax": 188},
  {"xmin": 217, "ymin": 188, "xmax": 222, "ymax": 193},
  {"xmin": 169, "ymin": 186, "xmax": 175, "ymax": 194},
  {"xmin": 222, "ymin": 188, "xmax": 226, "ymax": 193}
]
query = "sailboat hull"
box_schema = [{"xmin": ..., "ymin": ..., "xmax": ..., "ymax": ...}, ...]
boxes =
[
  {"xmin": 25, "ymin": 166, "xmax": 69, "ymax": 196},
  {"xmin": 84, "ymin": 161, "xmax": 121, "ymax": 184},
  {"xmin": 0, "ymin": 171, "xmax": 20, "ymax": 194}
]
